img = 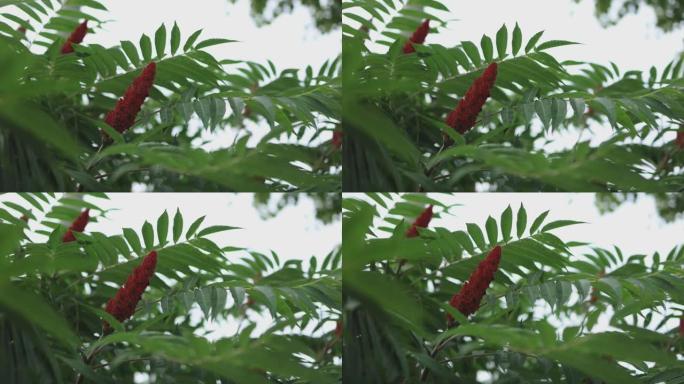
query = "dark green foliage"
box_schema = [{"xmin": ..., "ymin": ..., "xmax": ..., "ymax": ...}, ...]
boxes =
[
  {"xmin": 0, "ymin": 193, "xmax": 341, "ymax": 383},
  {"xmin": 343, "ymin": 193, "xmax": 684, "ymax": 383},
  {"xmin": 342, "ymin": 0, "xmax": 684, "ymax": 192},
  {"xmin": 0, "ymin": 0, "xmax": 341, "ymax": 192}
]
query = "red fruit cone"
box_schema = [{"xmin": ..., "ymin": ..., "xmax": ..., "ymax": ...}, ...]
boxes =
[
  {"xmin": 60, "ymin": 20, "xmax": 88, "ymax": 54},
  {"xmin": 403, "ymin": 19, "xmax": 430, "ymax": 54},
  {"xmin": 676, "ymin": 131, "xmax": 684, "ymax": 150},
  {"xmin": 104, "ymin": 250, "xmax": 158, "ymax": 331},
  {"xmin": 448, "ymin": 246, "xmax": 502, "ymax": 323},
  {"xmin": 332, "ymin": 131, "xmax": 343, "ymax": 150},
  {"xmin": 62, "ymin": 209, "xmax": 90, "ymax": 243},
  {"xmin": 446, "ymin": 62, "xmax": 498, "ymax": 134},
  {"xmin": 335, "ymin": 320, "xmax": 343, "ymax": 338},
  {"xmin": 406, "ymin": 205, "xmax": 434, "ymax": 238},
  {"xmin": 104, "ymin": 62, "xmax": 157, "ymax": 135}
]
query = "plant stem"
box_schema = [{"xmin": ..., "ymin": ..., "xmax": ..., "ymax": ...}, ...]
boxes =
[
  {"xmin": 92, "ymin": 357, "xmax": 151, "ymax": 370},
  {"xmin": 74, "ymin": 340, "xmax": 104, "ymax": 384},
  {"xmin": 316, "ymin": 335, "xmax": 340, "ymax": 362},
  {"xmin": 419, "ymin": 333, "xmax": 458, "ymax": 382},
  {"xmin": 76, "ymin": 142, "xmax": 104, "ymax": 192},
  {"xmin": 394, "ymin": 259, "xmax": 406, "ymax": 276}
]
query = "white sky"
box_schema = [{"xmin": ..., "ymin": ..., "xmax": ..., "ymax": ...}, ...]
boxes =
[
  {"xmin": 422, "ymin": 193, "xmax": 684, "ymax": 258},
  {"xmin": 88, "ymin": 193, "xmax": 340, "ymax": 264},
  {"xmin": 427, "ymin": 1, "xmax": 683, "ymax": 155},
  {"xmin": 423, "ymin": 193, "xmax": 683, "ymax": 382},
  {"xmin": 352, "ymin": 193, "xmax": 684, "ymax": 351},
  {"xmin": 353, "ymin": 0, "xmax": 683, "ymax": 161},
  {"xmin": 14, "ymin": 0, "xmax": 341, "ymax": 152},
  {"xmin": 426, "ymin": 0, "xmax": 682, "ymax": 73},
  {"xmin": 11, "ymin": 193, "xmax": 340, "ymax": 263},
  {"xmin": 3, "ymin": 193, "xmax": 341, "ymax": 342},
  {"xmin": 356, "ymin": 0, "xmax": 682, "ymax": 72},
  {"xmin": 355, "ymin": 192, "xmax": 684, "ymax": 268},
  {"xmin": 88, "ymin": 0, "xmax": 340, "ymax": 150},
  {"xmin": 89, "ymin": 0, "xmax": 339, "ymax": 71}
]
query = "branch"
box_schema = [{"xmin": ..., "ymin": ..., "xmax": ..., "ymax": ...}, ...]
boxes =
[
  {"xmin": 74, "ymin": 337, "xmax": 106, "ymax": 384},
  {"xmin": 419, "ymin": 332, "xmax": 459, "ymax": 382},
  {"xmin": 91, "ymin": 357, "xmax": 151, "ymax": 370}
]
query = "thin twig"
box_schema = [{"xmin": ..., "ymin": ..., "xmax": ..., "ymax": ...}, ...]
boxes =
[
  {"xmin": 76, "ymin": 142, "xmax": 104, "ymax": 192},
  {"xmin": 419, "ymin": 333, "xmax": 458, "ymax": 382},
  {"xmin": 92, "ymin": 167, "xmax": 151, "ymax": 181},
  {"xmin": 394, "ymin": 259, "xmax": 406, "ymax": 276},
  {"xmin": 74, "ymin": 340, "xmax": 105, "ymax": 384},
  {"xmin": 316, "ymin": 335, "xmax": 340, "ymax": 362},
  {"xmin": 91, "ymin": 357, "xmax": 151, "ymax": 370}
]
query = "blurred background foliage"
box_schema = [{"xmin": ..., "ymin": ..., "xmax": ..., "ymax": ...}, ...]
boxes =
[
  {"xmin": 253, "ymin": 192, "xmax": 342, "ymax": 224},
  {"xmin": 577, "ymin": 0, "xmax": 684, "ymax": 32},
  {"xmin": 595, "ymin": 192, "xmax": 684, "ymax": 223},
  {"xmin": 0, "ymin": 193, "xmax": 341, "ymax": 383},
  {"xmin": 227, "ymin": 0, "xmax": 341, "ymax": 33},
  {"xmin": 343, "ymin": 193, "xmax": 684, "ymax": 383}
]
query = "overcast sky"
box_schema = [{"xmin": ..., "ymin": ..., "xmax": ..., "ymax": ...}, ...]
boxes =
[
  {"xmin": 86, "ymin": 0, "xmax": 339, "ymax": 70},
  {"xmin": 355, "ymin": 192, "xmax": 684, "ymax": 266},
  {"xmin": 430, "ymin": 0, "xmax": 683, "ymax": 154},
  {"xmin": 429, "ymin": 193, "xmax": 683, "ymax": 258},
  {"xmin": 354, "ymin": 0, "xmax": 683, "ymax": 157},
  {"xmin": 3, "ymin": 193, "xmax": 340, "ymax": 342},
  {"xmin": 14, "ymin": 0, "xmax": 341, "ymax": 151},
  {"xmin": 89, "ymin": 0, "xmax": 340, "ymax": 150},
  {"xmin": 358, "ymin": 0, "xmax": 682, "ymax": 72},
  {"xmin": 352, "ymin": 193, "xmax": 684, "ymax": 347},
  {"xmin": 12, "ymin": 193, "xmax": 340, "ymax": 264},
  {"xmin": 426, "ymin": 0, "xmax": 682, "ymax": 73}
]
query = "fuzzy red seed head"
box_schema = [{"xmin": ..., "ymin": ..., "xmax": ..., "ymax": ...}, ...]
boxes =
[
  {"xmin": 62, "ymin": 230, "xmax": 76, "ymax": 243},
  {"xmin": 589, "ymin": 271, "xmax": 603, "ymax": 304},
  {"xmin": 676, "ymin": 131, "xmax": 684, "ymax": 150},
  {"xmin": 448, "ymin": 246, "xmax": 502, "ymax": 323},
  {"xmin": 332, "ymin": 131, "xmax": 343, "ymax": 150},
  {"xmin": 446, "ymin": 62, "xmax": 498, "ymax": 134},
  {"xmin": 71, "ymin": 208, "xmax": 90, "ymax": 232},
  {"xmin": 104, "ymin": 62, "xmax": 156, "ymax": 135},
  {"xmin": 60, "ymin": 20, "xmax": 88, "ymax": 54},
  {"xmin": 62, "ymin": 209, "xmax": 90, "ymax": 243},
  {"xmin": 402, "ymin": 19, "xmax": 430, "ymax": 54},
  {"xmin": 589, "ymin": 288, "xmax": 598, "ymax": 304},
  {"xmin": 139, "ymin": 62, "xmax": 157, "ymax": 84},
  {"xmin": 242, "ymin": 105, "xmax": 252, "ymax": 118},
  {"xmin": 335, "ymin": 320, "xmax": 343, "ymax": 338},
  {"xmin": 104, "ymin": 250, "xmax": 158, "ymax": 331},
  {"xmin": 405, "ymin": 205, "xmax": 434, "ymax": 238}
]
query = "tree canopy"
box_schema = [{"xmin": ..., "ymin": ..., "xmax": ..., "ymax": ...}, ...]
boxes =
[
  {"xmin": 0, "ymin": 193, "xmax": 341, "ymax": 383},
  {"xmin": 342, "ymin": 0, "xmax": 684, "ymax": 192},
  {"xmin": 0, "ymin": 0, "xmax": 341, "ymax": 192},
  {"xmin": 343, "ymin": 193, "xmax": 684, "ymax": 383}
]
